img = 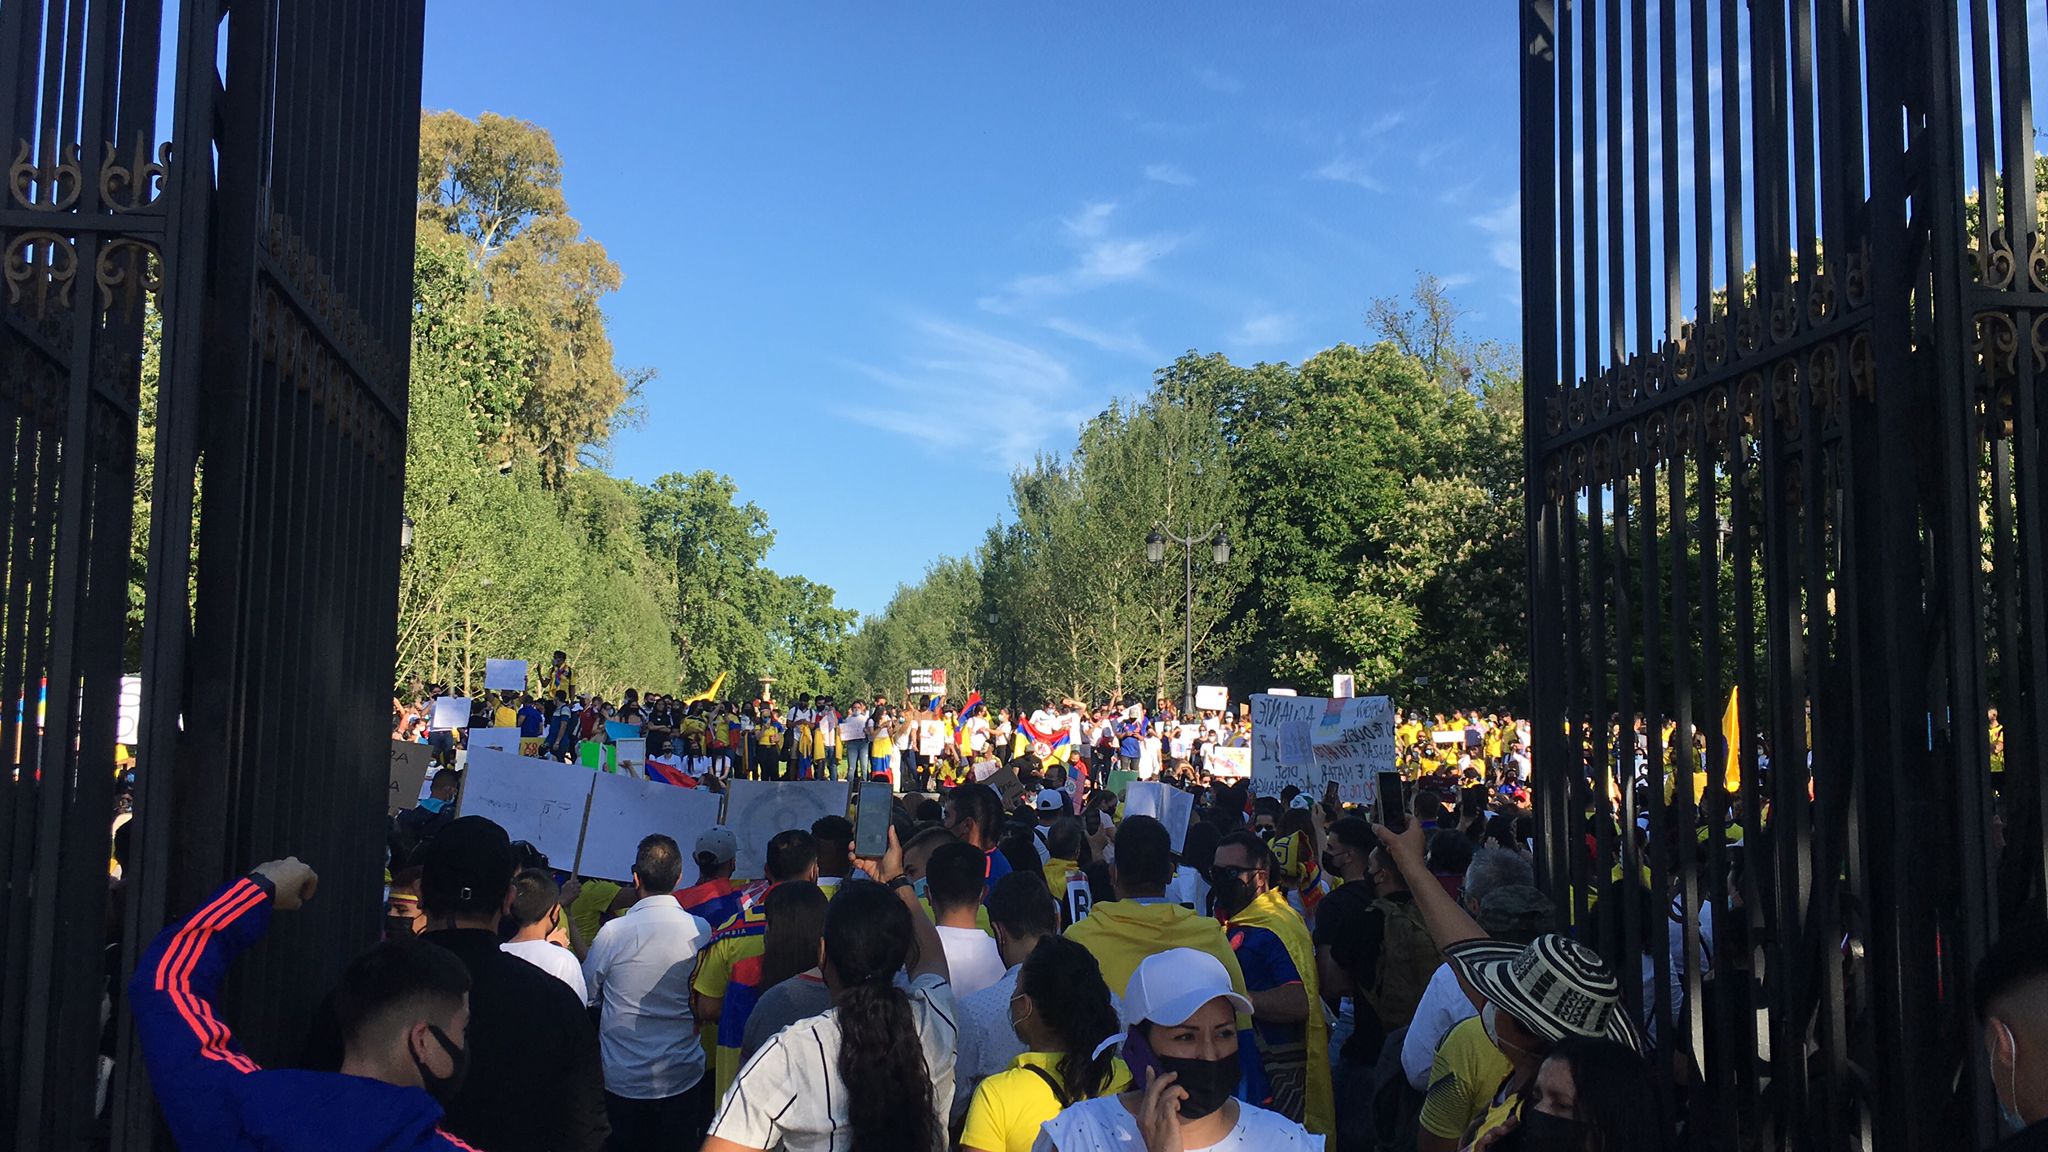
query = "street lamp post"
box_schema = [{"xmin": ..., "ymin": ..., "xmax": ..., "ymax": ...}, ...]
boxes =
[{"xmin": 1147, "ymin": 524, "xmax": 1230, "ymax": 715}]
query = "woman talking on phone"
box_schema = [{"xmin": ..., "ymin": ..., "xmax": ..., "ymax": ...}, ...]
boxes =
[{"xmin": 1035, "ymin": 947, "xmax": 1322, "ymax": 1152}]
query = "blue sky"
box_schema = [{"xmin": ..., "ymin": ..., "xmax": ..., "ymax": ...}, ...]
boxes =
[{"xmin": 420, "ymin": 3, "xmax": 1526, "ymax": 617}]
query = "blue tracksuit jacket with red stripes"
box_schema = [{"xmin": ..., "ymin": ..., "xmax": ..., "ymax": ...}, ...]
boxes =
[{"xmin": 130, "ymin": 874, "xmax": 483, "ymax": 1151}]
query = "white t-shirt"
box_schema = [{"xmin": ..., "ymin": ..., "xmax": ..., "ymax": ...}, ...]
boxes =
[
  {"xmin": 1401, "ymin": 962, "xmax": 1478, "ymax": 1090},
  {"xmin": 1035, "ymin": 1095, "xmax": 1324, "ymax": 1152},
  {"xmin": 936, "ymin": 924, "xmax": 1006, "ymax": 1000},
  {"xmin": 708, "ymin": 970, "xmax": 958, "ymax": 1152},
  {"xmin": 500, "ymin": 939, "xmax": 588, "ymax": 1004}
]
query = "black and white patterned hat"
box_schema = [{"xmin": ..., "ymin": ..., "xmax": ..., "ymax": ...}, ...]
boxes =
[{"xmin": 1445, "ymin": 933, "xmax": 1643, "ymax": 1053}]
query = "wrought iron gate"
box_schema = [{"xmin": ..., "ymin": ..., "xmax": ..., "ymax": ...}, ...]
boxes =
[
  {"xmin": 1520, "ymin": 0, "xmax": 2039, "ymax": 1147},
  {"xmin": 0, "ymin": 1, "xmax": 422, "ymax": 1148}
]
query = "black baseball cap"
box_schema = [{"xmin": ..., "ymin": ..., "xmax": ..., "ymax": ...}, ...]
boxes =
[{"xmin": 419, "ymin": 815, "xmax": 514, "ymax": 912}]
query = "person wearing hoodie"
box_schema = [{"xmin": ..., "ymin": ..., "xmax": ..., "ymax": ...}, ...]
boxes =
[
  {"xmin": 130, "ymin": 857, "xmax": 481, "ymax": 1151},
  {"xmin": 1063, "ymin": 815, "xmax": 1251, "ymax": 1006}
]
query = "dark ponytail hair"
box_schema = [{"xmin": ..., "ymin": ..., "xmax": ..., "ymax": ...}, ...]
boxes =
[
  {"xmin": 1018, "ymin": 935, "xmax": 1121, "ymax": 1104},
  {"xmin": 824, "ymin": 883, "xmax": 937, "ymax": 1152}
]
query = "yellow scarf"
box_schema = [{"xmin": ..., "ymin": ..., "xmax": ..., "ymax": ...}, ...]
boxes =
[{"xmin": 1226, "ymin": 887, "xmax": 1334, "ymax": 1135}]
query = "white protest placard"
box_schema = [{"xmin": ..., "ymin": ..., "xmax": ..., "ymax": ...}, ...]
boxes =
[
  {"xmin": 431, "ymin": 696, "xmax": 472, "ymax": 731},
  {"xmin": 1332, "ymin": 673, "xmax": 1356, "ymax": 699},
  {"xmin": 1250, "ymin": 693, "xmax": 1324, "ymax": 797},
  {"xmin": 1266, "ymin": 687, "xmax": 1298, "ymax": 697},
  {"xmin": 389, "ymin": 740, "xmax": 434, "ymax": 816},
  {"xmin": 117, "ymin": 675, "xmax": 142, "ymax": 746},
  {"xmin": 468, "ymin": 727, "xmax": 520, "ymax": 756},
  {"xmin": 484, "ymin": 658, "xmax": 529, "ymax": 692},
  {"xmin": 1207, "ymin": 745, "xmax": 1251, "ymax": 779},
  {"xmin": 1195, "ymin": 684, "xmax": 1228, "ymax": 712},
  {"xmin": 614, "ymin": 737, "xmax": 646, "ymax": 772},
  {"xmin": 456, "ymin": 750, "xmax": 595, "ymax": 866},
  {"xmin": 580, "ymin": 771, "xmax": 724, "ymax": 882},
  {"xmin": 1123, "ymin": 781, "xmax": 1195, "ymax": 853},
  {"xmin": 723, "ymin": 780, "xmax": 847, "ymax": 879},
  {"xmin": 1310, "ymin": 695, "xmax": 1396, "ymax": 806}
]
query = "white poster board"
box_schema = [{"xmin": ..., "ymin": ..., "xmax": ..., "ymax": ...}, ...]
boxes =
[
  {"xmin": 1207, "ymin": 745, "xmax": 1251, "ymax": 779},
  {"xmin": 1250, "ymin": 693, "xmax": 1324, "ymax": 797},
  {"xmin": 613, "ymin": 737, "xmax": 646, "ymax": 772},
  {"xmin": 1331, "ymin": 673, "xmax": 1356, "ymax": 699},
  {"xmin": 457, "ymin": 750, "xmax": 595, "ymax": 867},
  {"xmin": 117, "ymin": 675, "xmax": 142, "ymax": 746},
  {"xmin": 1123, "ymin": 781, "xmax": 1195, "ymax": 853},
  {"xmin": 1266, "ymin": 687, "xmax": 1298, "ymax": 697},
  {"xmin": 431, "ymin": 696, "xmax": 472, "ymax": 731},
  {"xmin": 484, "ymin": 658, "xmax": 529, "ymax": 692},
  {"xmin": 468, "ymin": 727, "xmax": 520, "ymax": 756},
  {"xmin": 1310, "ymin": 695, "xmax": 1396, "ymax": 806},
  {"xmin": 580, "ymin": 771, "xmax": 724, "ymax": 882},
  {"xmin": 723, "ymin": 780, "xmax": 847, "ymax": 879},
  {"xmin": 1194, "ymin": 684, "xmax": 1228, "ymax": 712}
]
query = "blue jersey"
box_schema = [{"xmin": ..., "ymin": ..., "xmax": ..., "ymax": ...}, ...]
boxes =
[{"xmin": 130, "ymin": 876, "xmax": 480, "ymax": 1151}]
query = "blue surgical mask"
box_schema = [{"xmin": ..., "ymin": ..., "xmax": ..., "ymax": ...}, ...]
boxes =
[
  {"xmin": 418, "ymin": 797, "xmax": 446, "ymax": 814},
  {"xmin": 912, "ymin": 877, "xmax": 929, "ymax": 900}
]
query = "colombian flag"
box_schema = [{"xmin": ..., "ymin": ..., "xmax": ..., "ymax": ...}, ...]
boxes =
[
  {"xmin": 1021, "ymin": 716, "xmax": 1073, "ymax": 763},
  {"xmin": 955, "ymin": 692, "xmax": 984, "ymax": 755}
]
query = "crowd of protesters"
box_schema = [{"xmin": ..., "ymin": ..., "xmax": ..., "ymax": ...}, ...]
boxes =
[{"xmin": 134, "ymin": 677, "xmax": 1821, "ymax": 1152}]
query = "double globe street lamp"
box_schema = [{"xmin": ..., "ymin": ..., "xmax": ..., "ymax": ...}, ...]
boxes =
[{"xmin": 1147, "ymin": 525, "xmax": 1230, "ymax": 715}]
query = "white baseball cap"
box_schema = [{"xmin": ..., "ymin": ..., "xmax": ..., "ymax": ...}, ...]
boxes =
[
  {"xmin": 1122, "ymin": 948, "xmax": 1252, "ymax": 1029},
  {"xmin": 1034, "ymin": 789, "xmax": 1068, "ymax": 812}
]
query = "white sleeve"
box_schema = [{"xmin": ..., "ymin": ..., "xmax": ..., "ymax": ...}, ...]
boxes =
[
  {"xmin": 706, "ymin": 1034, "xmax": 797, "ymax": 1149},
  {"xmin": 580, "ymin": 925, "xmax": 614, "ymax": 1008}
]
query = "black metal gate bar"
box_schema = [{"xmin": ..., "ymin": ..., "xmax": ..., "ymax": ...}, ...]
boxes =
[{"xmin": 1520, "ymin": 0, "xmax": 2036, "ymax": 1146}]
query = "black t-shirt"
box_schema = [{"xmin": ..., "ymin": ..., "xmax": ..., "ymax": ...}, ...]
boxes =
[
  {"xmin": 422, "ymin": 928, "xmax": 609, "ymax": 1152},
  {"xmin": 1314, "ymin": 880, "xmax": 1403, "ymax": 1060}
]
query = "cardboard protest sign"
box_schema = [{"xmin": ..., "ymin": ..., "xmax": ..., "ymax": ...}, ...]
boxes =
[
  {"xmin": 613, "ymin": 737, "xmax": 646, "ymax": 773},
  {"xmin": 468, "ymin": 727, "xmax": 519, "ymax": 756},
  {"xmin": 1105, "ymin": 769, "xmax": 1139, "ymax": 798},
  {"xmin": 1206, "ymin": 746, "xmax": 1251, "ymax": 779},
  {"xmin": 484, "ymin": 658, "xmax": 529, "ymax": 692},
  {"xmin": 974, "ymin": 760, "xmax": 1024, "ymax": 806},
  {"xmin": 1250, "ymin": 693, "xmax": 1323, "ymax": 797},
  {"xmin": 724, "ymin": 780, "xmax": 847, "ymax": 879},
  {"xmin": 1309, "ymin": 695, "xmax": 1396, "ymax": 806},
  {"xmin": 430, "ymin": 696, "xmax": 472, "ymax": 731},
  {"xmin": 1123, "ymin": 781, "xmax": 1194, "ymax": 853},
  {"xmin": 1195, "ymin": 684, "xmax": 1228, "ymax": 712},
  {"xmin": 580, "ymin": 771, "xmax": 723, "ymax": 882},
  {"xmin": 457, "ymin": 750, "xmax": 595, "ymax": 867},
  {"xmin": 389, "ymin": 740, "xmax": 434, "ymax": 816},
  {"xmin": 519, "ymin": 737, "xmax": 545, "ymax": 758}
]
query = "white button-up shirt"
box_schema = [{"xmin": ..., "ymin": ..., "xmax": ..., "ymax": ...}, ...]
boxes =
[{"xmin": 582, "ymin": 894, "xmax": 713, "ymax": 1099}]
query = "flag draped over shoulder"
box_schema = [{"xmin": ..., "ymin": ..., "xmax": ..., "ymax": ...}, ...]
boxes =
[
  {"xmin": 955, "ymin": 692, "xmax": 984, "ymax": 755},
  {"xmin": 1020, "ymin": 715, "xmax": 1072, "ymax": 763}
]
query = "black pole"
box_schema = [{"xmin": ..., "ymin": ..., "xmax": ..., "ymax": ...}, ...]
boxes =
[{"xmin": 1183, "ymin": 536, "xmax": 1195, "ymax": 715}]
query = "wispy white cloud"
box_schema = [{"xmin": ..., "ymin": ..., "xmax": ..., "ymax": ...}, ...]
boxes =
[
  {"xmin": 1437, "ymin": 175, "xmax": 1483, "ymax": 205},
  {"xmin": 842, "ymin": 315, "xmax": 1091, "ymax": 466},
  {"xmin": 1473, "ymin": 195, "xmax": 1521, "ymax": 274},
  {"xmin": 1439, "ymin": 272, "xmax": 1477, "ymax": 289},
  {"xmin": 1043, "ymin": 316, "xmax": 1159, "ymax": 361},
  {"xmin": 1312, "ymin": 155, "xmax": 1386, "ymax": 192},
  {"xmin": 1233, "ymin": 311, "xmax": 1300, "ymax": 346},
  {"xmin": 1364, "ymin": 110, "xmax": 1406, "ymax": 136},
  {"xmin": 979, "ymin": 200, "xmax": 1185, "ymax": 312},
  {"xmin": 1196, "ymin": 67, "xmax": 1244, "ymax": 94},
  {"xmin": 1144, "ymin": 162, "xmax": 1196, "ymax": 187}
]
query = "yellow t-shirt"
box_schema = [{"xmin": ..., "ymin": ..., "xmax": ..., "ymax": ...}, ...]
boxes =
[
  {"xmin": 567, "ymin": 880, "xmax": 622, "ymax": 951},
  {"xmin": 962, "ymin": 1053, "xmax": 1133, "ymax": 1152},
  {"xmin": 1419, "ymin": 1015, "xmax": 1514, "ymax": 1141},
  {"xmin": 692, "ymin": 915, "xmax": 769, "ymax": 1100},
  {"xmin": 493, "ymin": 705, "xmax": 517, "ymax": 728}
]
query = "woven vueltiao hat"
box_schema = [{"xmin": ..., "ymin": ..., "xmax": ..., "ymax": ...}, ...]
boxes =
[{"xmin": 1445, "ymin": 933, "xmax": 1644, "ymax": 1052}]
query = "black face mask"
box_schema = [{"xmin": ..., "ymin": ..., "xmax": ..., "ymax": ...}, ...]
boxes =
[
  {"xmin": 1155, "ymin": 1052, "xmax": 1238, "ymax": 1121},
  {"xmin": 1321, "ymin": 852, "xmax": 1343, "ymax": 876},
  {"xmin": 413, "ymin": 1023, "xmax": 469, "ymax": 1105},
  {"xmin": 1516, "ymin": 1107, "xmax": 1592, "ymax": 1152}
]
